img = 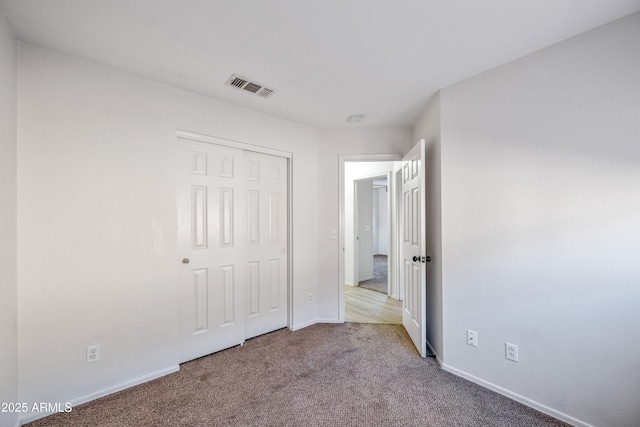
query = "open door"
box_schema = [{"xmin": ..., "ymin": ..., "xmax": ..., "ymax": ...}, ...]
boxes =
[{"xmin": 401, "ymin": 139, "xmax": 427, "ymax": 357}]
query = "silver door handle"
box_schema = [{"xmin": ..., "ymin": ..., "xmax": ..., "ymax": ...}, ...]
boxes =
[{"xmin": 182, "ymin": 258, "xmax": 190, "ymax": 264}]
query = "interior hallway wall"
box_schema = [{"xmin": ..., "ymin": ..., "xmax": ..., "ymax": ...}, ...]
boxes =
[
  {"xmin": 375, "ymin": 186, "xmax": 389, "ymax": 255},
  {"xmin": 17, "ymin": 43, "xmax": 319, "ymax": 423},
  {"xmin": 0, "ymin": 8, "xmax": 19, "ymax": 427},
  {"xmin": 355, "ymin": 179, "xmax": 374, "ymax": 282},
  {"xmin": 373, "ymin": 186, "xmax": 379, "ymax": 255},
  {"xmin": 438, "ymin": 13, "xmax": 640, "ymax": 427}
]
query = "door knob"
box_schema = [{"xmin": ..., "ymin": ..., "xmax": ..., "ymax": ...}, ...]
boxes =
[
  {"xmin": 182, "ymin": 258, "xmax": 190, "ymax": 264},
  {"xmin": 426, "ymin": 256, "xmax": 431, "ymax": 263},
  {"xmin": 413, "ymin": 256, "xmax": 419, "ymax": 262}
]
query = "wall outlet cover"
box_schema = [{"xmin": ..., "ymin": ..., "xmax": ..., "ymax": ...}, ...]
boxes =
[
  {"xmin": 87, "ymin": 345, "xmax": 100, "ymax": 363},
  {"xmin": 505, "ymin": 342, "xmax": 519, "ymax": 362},
  {"xmin": 467, "ymin": 330, "xmax": 478, "ymax": 347}
]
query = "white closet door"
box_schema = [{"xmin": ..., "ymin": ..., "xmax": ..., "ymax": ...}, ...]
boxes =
[
  {"xmin": 178, "ymin": 137, "xmax": 289, "ymax": 363},
  {"xmin": 178, "ymin": 138, "xmax": 247, "ymax": 363},
  {"xmin": 244, "ymin": 151, "xmax": 288, "ymax": 339}
]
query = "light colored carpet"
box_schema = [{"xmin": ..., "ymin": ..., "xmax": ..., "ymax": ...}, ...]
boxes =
[
  {"xmin": 27, "ymin": 323, "xmax": 568, "ymax": 427},
  {"xmin": 358, "ymin": 254, "xmax": 388, "ymax": 294}
]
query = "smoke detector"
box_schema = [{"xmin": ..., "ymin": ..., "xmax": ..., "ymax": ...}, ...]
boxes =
[
  {"xmin": 225, "ymin": 74, "xmax": 276, "ymax": 98},
  {"xmin": 347, "ymin": 114, "xmax": 364, "ymax": 123}
]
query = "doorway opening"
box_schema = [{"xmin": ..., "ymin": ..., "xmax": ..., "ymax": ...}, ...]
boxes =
[
  {"xmin": 342, "ymin": 160, "xmax": 402, "ymax": 324},
  {"xmin": 338, "ymin": 141, "xmax": 429, "ymax": 357},
  {"xmin": 359, "ymin": 255, "xmax": 388, "ymax": 293}
]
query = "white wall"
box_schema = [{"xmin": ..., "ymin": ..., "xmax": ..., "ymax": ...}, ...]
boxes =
[
  {"xmin": 375, "ymin": 186, "xmax": 389, "ymax": 255},
  {"xmin": 372, "ymin": 186, "xmax": 378, "ymax": 254},
  {"xmin": 438, "ymin": 13, "xmax": 640, "ymax": 427},
  {"xmin": 316, "ymin": 128, "xmax": 412, "ymax": 320},
  {"xmin": 355, "ymin": 179, "xmax": 374, "ymax": 281},
  {"xmin": 412, "ymin": 92, "xmax": 443, "ymax": 360},
  {"xmin": 17, "ymin": 43, "xmax": 319, "ymax": 422},
  {"xmin": 0, "ymin": 9, "xmax": 18, "ymax": 427}
]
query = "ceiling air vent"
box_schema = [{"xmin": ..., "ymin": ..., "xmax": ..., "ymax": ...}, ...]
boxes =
[
  {"xmin": 225, "ymin": 74, "xmax": 276, "ymax": 99},
  {"xmin": 257, "ymin": 88, "xmax": 274, "ymax": 98},
  {"xmin": 229, "ymin": 76, "xmax": 247, "ymax": 88}
]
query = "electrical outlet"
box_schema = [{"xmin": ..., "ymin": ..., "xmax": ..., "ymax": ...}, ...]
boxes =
[
  {"xmin": 308, "ymin": 293, "xmax": 313, "ymax": 304},
  {"xmin": 87, "ymin": 345, "xmax": 100, "ymax": 363},
  {"xmin": 505, "ymin": 342, "xmax": 518, "ymax": 362},
  {"xmin": 467, "ymin": 330, "xmax": 478, "ymax": 347}
]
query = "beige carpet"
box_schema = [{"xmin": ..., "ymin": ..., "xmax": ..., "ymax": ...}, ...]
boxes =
[
  {"xmin": 358, "ymin": 254, "xmax": 388, "ymax": 294},
  {"xmin": 27, "ymin": 323, "xmax": 568, "ymax": 426}
]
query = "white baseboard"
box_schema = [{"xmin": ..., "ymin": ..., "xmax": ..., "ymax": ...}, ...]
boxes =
[
  {"xmin": 290, "ymin": 317, "xmax": 343, "ymax": 332},
  {"xmin": 441, "ymin": 364, "xmax": 592, "ymax": 427},
  {"xmin": 290, "ymin": 319, "xmax": 317, "ymax": 331},
  {"xmin": 358, "ymin": 276, "xmax": 374, "ymax": 282},
  {"xmin": 20, "ymin": 365, "xmax": 180, "ymax": 425},
  {"xmin": 315, "ymin": 318, "xmax": 340, "ymax": 324}
]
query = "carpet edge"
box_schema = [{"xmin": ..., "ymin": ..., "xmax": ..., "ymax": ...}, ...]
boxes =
[
  {"xmin": 20, "ymin": 365, "xmax": 180, "ymax": 425},
  {"xmin": 441, "ymin": 364, "xmax": 593, "ymax": 427}
]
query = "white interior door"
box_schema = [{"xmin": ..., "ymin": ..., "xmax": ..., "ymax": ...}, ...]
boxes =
[
  {"xmin": 243, "ymin": 150, "xmax": 288, "ymax": 339},
  {"xmin": 401, "ymin": 139, "xmax": 427, "ymax": 357},
  {"xmin": 178, "ymin": 138, "xmax": 246, "ymax": 363},
  {"xmin": 178, "ymin": 137, "xmax": 288, "ymax": 363}
]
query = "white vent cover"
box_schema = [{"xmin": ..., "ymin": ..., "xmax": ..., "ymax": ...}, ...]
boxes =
[{"xmin": 225, "ymin": 74, "xmax": 276, "ymax": 98}]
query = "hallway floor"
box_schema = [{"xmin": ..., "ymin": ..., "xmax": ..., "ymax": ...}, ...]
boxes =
[{"xmin": 345, "ymin": 285, "xmax": 401, "ymax": 324}]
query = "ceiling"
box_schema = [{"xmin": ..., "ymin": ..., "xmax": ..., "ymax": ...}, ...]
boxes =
[{"xmin": 1, "ymin": 1, "xmax": 639, "ymax": 128}]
